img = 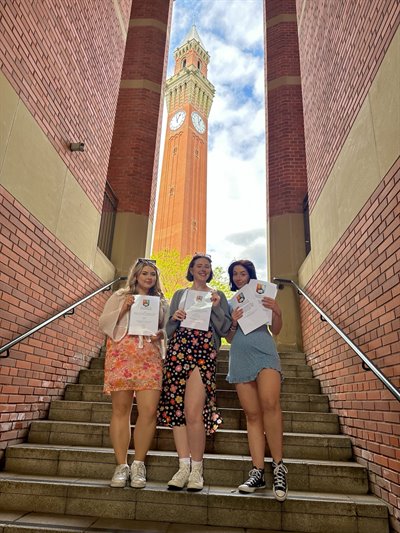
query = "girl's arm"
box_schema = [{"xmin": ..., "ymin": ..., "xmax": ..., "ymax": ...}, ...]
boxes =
[
  {"xmin": 262, "ymin": 297, "xmax": 283, "ymax": 335},
  {"xmin": 165, "ymin": 289, "xmax": 186, "ymax": 339},
  {"xmin": 99, "ymin": 291, "xmax": 131, "ymax": 342},
  {"xmin": 210, "ymin": 291, "xmax": 232, "ymax": 337},
  {"xmin": 225, "ymin": 306, "xmax": 243, "ymax": 343}
]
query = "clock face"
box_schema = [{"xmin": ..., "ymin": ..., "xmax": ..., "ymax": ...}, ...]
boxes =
[
  {"xmin": 191, "ymin": 112, "xmax": 206, "ymax": 134},
  {"xmin": 169, "ymin": 110, "xmax": 186, "ymax": 131}
]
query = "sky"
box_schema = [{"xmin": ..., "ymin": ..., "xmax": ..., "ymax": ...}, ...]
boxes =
[{"xmin": 154, "ymin": 0, "xmax": 267, "ymax": 279}]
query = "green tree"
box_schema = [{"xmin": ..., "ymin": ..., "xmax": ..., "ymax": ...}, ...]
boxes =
[
  {"xmin": 151, "ymin": 249, "xmax": 232, "ymax": 301},
  {"xmin": 151, "ymin": 249, "xmax": 191, "ymax": 299},
  {"xmin": 210, "ymin": 266, "xmax": 232, "ymax": 300}
]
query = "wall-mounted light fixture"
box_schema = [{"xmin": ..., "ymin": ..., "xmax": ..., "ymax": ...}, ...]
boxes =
[{"xmin": 70, "ymin": 142, "xmax": 85, "ymax": 152}]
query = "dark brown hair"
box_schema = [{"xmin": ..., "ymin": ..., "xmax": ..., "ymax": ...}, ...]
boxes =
[
  {"xmin": 186, "ymin": 254, "xmax": 213, "ymax": 282},
  {"xmin": 228, "ymin": 259, "xmax": 257, "ymax": 291}
]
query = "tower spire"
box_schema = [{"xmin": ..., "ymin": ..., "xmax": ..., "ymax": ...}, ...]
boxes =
[{"xmin": 181, "ymin": 24, "xmax": 205, "ymax": 48}]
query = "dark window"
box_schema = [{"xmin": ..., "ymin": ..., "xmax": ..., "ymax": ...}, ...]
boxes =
[
  {"xmin": 198, "ymin": 60, "xmax": 201, "ymax": 70},
  {"xmin": 303, "ymin": 194, "xmax": 311, "ymax": 255},
  {"xmin": 97, "ymin": 182, "xmax": 118, "ymax": 259},
  {"xmin": 182, "ymin": 59, "xmax": 186, "ymax": 68}
]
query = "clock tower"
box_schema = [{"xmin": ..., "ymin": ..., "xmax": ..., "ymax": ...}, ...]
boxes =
[{"xmin": 152, "ymin": 25, "xmax": 215, "ymax": 257}]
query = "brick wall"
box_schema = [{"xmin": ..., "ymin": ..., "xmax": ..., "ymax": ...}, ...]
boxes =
[
  {"xmin": 297, "ymin": 1, "xmax": 400, "ymax": 528},
  {"xmin": 297, "ymin": 0, "xmax": 400, "ymax": 211},
  {"xmin": 300, "ymin": 160, "xmax": 400, "ymax": 527},
  {"xmin": 107, "ymin": 0, "xmax": 172, "ymax": 215},
  {"xmin": 0, "ymin": 187, "xmax": 109, "ymax": 459},
  {"xmin": 0, "ymin": 0, "xmax": 130, "ymax": 212},
  {"xmin": 0, "ymin": 0, "xmax": 132, "ymax": 457}
]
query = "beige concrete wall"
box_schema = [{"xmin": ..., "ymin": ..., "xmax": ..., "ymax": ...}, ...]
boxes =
[
  {"xmin": 299, "ymin": 28, "xmax": 400, "ymax": 286},
  {"xmin": 268, "ymin": 213, "xmax": 305, "ymax": 351},
  {"xmin": 111, "ymin": 212, "xmax": 150, "ymax": 275},
  {"xmin": 0, "ymin": 71, "xmax": 115, "ymax": 282}
]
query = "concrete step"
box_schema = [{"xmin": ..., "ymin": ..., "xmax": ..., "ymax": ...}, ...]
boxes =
[
  {"xmin": 4, "ymin": 445, "xmax": 369, "ymax": 495},
  {"xmin": 49, "ymin": 401, "xmax": 340, "ymax": 434},
  {"xmin": 0, "ymin": 475, "xmax": 389, "ymax": 533},
  {"xmin": 64, "ymin": 384, "xmax": 330, "ymax": 411},
  {"xmin": 77, "ymin": 370, "xmax": 321, "ymax": 393},
  {"xmin": 0, "ymin": 510, "xmax": 300, "ymax": 533},
  {"xmin": 89, "ymin": 357, "xmax": 312, "ymax": 377},
  {"xmin": 27, "ymin": 421, "xmax": 353, "ymax": 460},
  {"xmin": 214, "ymin": 348, "xmax": 308, "ymax": 365}
]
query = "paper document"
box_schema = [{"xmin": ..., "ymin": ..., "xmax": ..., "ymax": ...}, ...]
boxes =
[
  {"xmin": 128, "ymin": 295, "xmax": 160, "ymax": 336},
  {"xmin": 230, "ymin": 280, "xmax": 278, "ymax": 335},
  {"xmin": 180, "ymin": 289, "xmax": 212, "ymax": 331}
]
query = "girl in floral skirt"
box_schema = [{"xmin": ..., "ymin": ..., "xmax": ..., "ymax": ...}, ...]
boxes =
[{"xmin": 157, "ymin": 253, "xmax": 231, "ymax": 491}]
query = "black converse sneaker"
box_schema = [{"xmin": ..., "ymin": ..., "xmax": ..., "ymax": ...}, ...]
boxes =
[
  {"xmin": 238, "ymin": 467, "xmax": 266, "ymax": 493},
  {"xmin": 272, "ymin": 460, "xmax": 288, "ymax": 501}
]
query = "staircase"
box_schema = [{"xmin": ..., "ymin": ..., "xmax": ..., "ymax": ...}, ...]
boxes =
[{"xmin": 0, "ymin": 346, "xmax": 390, "ymax": 532}]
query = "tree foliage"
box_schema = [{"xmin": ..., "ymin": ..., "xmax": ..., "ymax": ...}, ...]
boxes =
[
  {"xmin": 151, "ymin": 249, "xmax": 232, "ymax": 301},
  {"xmin": 151, "ymin": 249, "xmax": 191, "ymax": 300},
  {"xmin": 209, "ymin": 266, "xmax": 232, "ymax": 300}
]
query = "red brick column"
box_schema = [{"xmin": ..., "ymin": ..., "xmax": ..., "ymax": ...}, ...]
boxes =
[{"xmin": 107, "ymin": 0, "xmax": 173, "ymax": 273}]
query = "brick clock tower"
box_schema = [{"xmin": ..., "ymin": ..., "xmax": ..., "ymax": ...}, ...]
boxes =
[{"xmin": 152, "ymin": 26, "xmax": 215, "ymax": 257}]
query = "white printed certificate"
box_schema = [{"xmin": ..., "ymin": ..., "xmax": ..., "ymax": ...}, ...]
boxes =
[
  {"xmin": 230, "ymin": 280, "xmax": 278, "ymax": 335},
  {"xmin": 180, "ymin": 290, "xmax": 212, "ymax": 331},
  {"xmin": 128, "ymin": 295, "xmax": 160, "ymax": 336}
]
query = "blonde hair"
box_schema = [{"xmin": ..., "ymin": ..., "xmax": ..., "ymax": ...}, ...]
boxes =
[{"xmin": 121, "ymin": 259, "xmax": 166, "ymax": 301}]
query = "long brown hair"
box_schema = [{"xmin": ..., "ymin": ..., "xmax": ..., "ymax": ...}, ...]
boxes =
[{"xmin": 228, "ymin": 259, "xmax": 257, "ymax": 291}]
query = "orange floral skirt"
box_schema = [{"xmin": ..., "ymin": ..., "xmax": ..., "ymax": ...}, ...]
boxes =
[{"xmin": 104, "ymin": 335, "xmax": 163, "ymax": 394}]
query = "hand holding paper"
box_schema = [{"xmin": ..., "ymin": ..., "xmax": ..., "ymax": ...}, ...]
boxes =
[
  {"xmin": 180, "ymin": 290, "xmax": 212, "ymax": 331},
  {"xmin": 229, "ymin": 280, "xmax": 278, "ymax": 335}
]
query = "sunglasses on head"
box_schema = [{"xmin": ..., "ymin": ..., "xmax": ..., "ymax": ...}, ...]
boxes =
[
  {"xmin": 137, "ymin": 258, "xmax": 156, "ymax": 265},
  {"xmin": 193, "ymin": 252, "xmax": 211, "ymax": 260}
]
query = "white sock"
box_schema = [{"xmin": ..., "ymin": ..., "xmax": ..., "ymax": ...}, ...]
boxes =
[
  {"xmin": 133, "ymin": 460, "xmax": 144, "ymax": 465},
  {"xmin": 192, "ymin": 460, "xmax": 203, "ymax": 467},
  {"xmin": 179, "ymin": 457, "xmax": 190, "ymax": 467}
]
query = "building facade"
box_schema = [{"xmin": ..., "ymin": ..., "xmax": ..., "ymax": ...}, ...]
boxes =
[
  {"xmin": 0, "ymin": 0, "xmax": 172, "ymax": 457},
  {"xmin": 152, "ymin": 26, "xmax": 215, "ymax": 257},
  {"xmin": 0, "ymin": 0, "xmax": 398, "ymax": 529}
]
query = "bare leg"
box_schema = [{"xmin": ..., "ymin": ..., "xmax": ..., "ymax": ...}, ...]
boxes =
[
  {"xmin": 184, "ymin": 367, "xmax": 207, "ymax": 462},
  {"xmin": 110, "ymin": 390, "xmax": 134, "ymax": 464},
  {"xmin": 256, "ymin": 369, "xmax": 283, "ymax": 463},
  {"xmin": 236, "ymin": 381, "xmax": 265, "ymax": 469},
  {"xmin": 133, "ymin": 389, "xmax": 161, "ymax": 461},
  {"xmin": 172, "ymin": 425, "xmax": 190, "ymax": 458}
]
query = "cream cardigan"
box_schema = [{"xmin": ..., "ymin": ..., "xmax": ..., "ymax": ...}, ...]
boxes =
[{"xmin": 99, "ymin": 289, "xmax": 169, "ymax": 344}]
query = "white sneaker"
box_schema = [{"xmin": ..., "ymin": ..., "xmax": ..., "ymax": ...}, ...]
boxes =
[
  {"xmin": 130, "ymin": 462, "xmax": 146, "ymax": 488},
  {"xmin": 110, "ymin": 464, "xmax": 130, "ymax": 487},
  {"xmin": 187, "ymin": 463, "xmax": 203, "ymax": 492},
  {"xmin": 167, "ymin": 463, "xmax": 190, "ymax": 490}
]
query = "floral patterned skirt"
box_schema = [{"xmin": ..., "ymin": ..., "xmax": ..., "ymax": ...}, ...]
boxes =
[
  {"xmin": 104, "ymin": 335, "xmax": 163, "ymax": 394},
  {"xmin": 157, "ymin": 327, "xmax": 222, "ymax": 435}
]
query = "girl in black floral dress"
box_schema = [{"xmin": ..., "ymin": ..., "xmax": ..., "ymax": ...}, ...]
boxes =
[{"xmin": 157, "ymin": 253, "xmax": 231, "ymax": 491}]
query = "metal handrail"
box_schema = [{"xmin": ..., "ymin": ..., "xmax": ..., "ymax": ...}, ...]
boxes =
[
  {"xmin": 274, "ymin": 277, "xmax": 400, "ymax": 402},
  {"xmin": 0, "ymin": 276, "xmax": 127, "ymax": 359}
]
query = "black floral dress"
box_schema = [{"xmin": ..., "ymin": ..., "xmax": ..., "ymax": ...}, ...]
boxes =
[{"xmin": 157, "ymin": 326, "xmax": 223, "ymax": 435}]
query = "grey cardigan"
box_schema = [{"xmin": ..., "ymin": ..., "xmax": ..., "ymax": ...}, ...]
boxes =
[{"xmin": 166, "ymin": 288, "xmax": 232, "ymax": 351}]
